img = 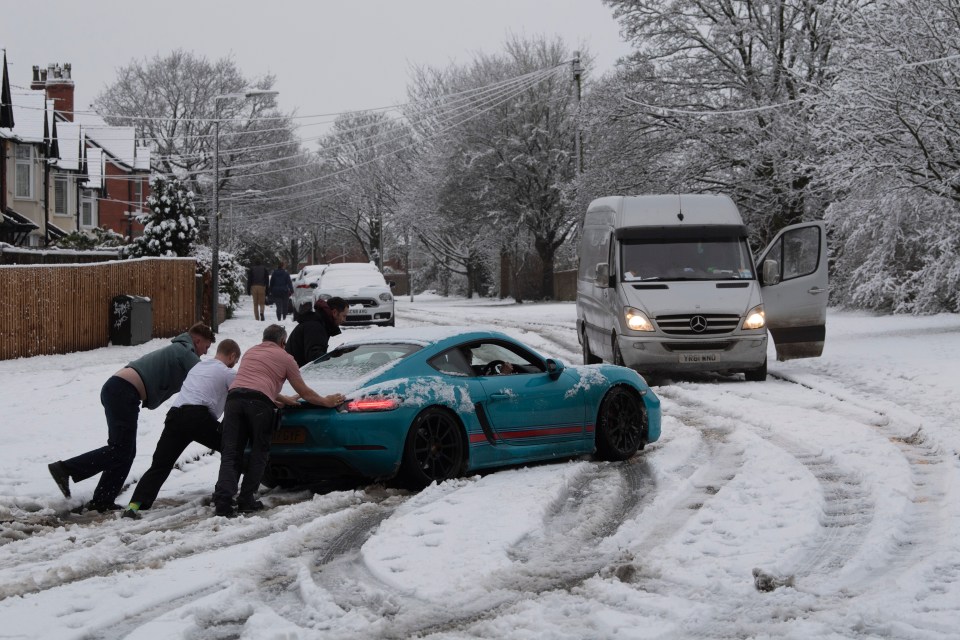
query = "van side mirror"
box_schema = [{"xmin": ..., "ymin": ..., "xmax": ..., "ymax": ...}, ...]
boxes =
[
  {"xmin": 546, "ymin": 358, "xmax": 565, "ymax": 380},
  {"xmin": 762, "ymin": 259, "xmax": 781, "ymax": 285},
  {"xmin": 595, "ymin": 263, "xmax": 610, "ymax": 288}
]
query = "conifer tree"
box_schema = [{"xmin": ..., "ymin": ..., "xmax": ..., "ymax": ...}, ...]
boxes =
[{"xmin": 130, "ymin": 176, "xmax": 199, "ymax": 257}]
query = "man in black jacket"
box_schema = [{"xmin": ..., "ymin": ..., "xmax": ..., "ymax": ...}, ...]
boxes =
[{"xmin": 285, "ymin": 297, "xmax": 348, "ymax": 366}]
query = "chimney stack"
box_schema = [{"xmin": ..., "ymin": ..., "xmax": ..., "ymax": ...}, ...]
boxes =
[{"xmin": 33, "ymin": 62, "xmax": 75, "ymax": 121}]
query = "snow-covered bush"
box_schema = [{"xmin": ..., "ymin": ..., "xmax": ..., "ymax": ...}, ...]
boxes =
[
  {"xmin": 193, "ymin": 245, "xmax": 246, "ymax": 318},
  {"xmin": 826, "ymin": 187, "xmax": 960, "ymax": 314},
  {"xmin": 128, "ymin": 176, "xmax": 199, "ymax": 258}
]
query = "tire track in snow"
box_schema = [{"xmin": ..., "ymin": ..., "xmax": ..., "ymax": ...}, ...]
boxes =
[
  {"xmin": 771, "ymin": 370, "xmax": 959, "ymax": 595},
  {"xmin": 0, "ymin": 489, "xmax": 393, "ymax": 602}
]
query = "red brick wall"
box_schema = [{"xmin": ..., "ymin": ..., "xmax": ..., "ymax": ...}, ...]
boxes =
[{"xmin": 98, "ymin": 161, "xmax": 149, "ymax": 239}]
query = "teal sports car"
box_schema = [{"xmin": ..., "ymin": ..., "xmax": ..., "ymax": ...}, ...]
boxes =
[{"xmin": 264, "ymin": 328, "xmax": 661, "ymax": 488}]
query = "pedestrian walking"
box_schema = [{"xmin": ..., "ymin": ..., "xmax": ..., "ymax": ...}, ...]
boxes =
[
  {"xmin": 47, "ymin": 323, "xmax": 215, "ymax": 512},
  {"xmin": 268, "ymin": 262, "xmax": 294, "ymax": 321},
  {"xmin": 285, "ymin": 297, "xmax": 349, "ymax": 366},
  {"xmin": 121, "ymin": 339, "xmax": 242, "ymax": 519},
  {"xmin": 248, "ymin": 261, "xmax": 270, "ymax": 321},
  {"xmin": 212, "ymin": 324, "xmax": 344, "ymax": 518}
]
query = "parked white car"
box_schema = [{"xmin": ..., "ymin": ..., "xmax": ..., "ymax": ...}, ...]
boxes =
[
  {"xmin": 315, "ymin": 262, "xmax": 395, "ymax": 327},
  {"xmin": 291, "ymin": 264, "xmax": 328, "ymax": 320}
]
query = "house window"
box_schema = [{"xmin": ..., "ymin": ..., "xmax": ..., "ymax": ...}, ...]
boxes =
[
  {"xmin": 54, "ymin": 176, "xmax": 69, "ymax": 215},
  {"xmin": 15, "ymin": 145, "xmax": 34, "ymax": 199},
  {"xmin": 132, "ymin": 178, "xmax": 143, "ymax": 209},
  {"xmin": 80, "ymin": 191, "xmax": 97, "ymax": 229}
]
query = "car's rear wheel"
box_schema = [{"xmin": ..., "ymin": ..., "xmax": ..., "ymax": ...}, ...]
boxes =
[
  {"xmin": 583, "ymin": 330, "xmax": 601, "ymax": 365},
  {"xmin": 595, "ymin": 386, "xmax": 646, "ymax": 461},
  {"xmin": 400, "ymin": 408, "xmax": 465, "ymax": 489}
]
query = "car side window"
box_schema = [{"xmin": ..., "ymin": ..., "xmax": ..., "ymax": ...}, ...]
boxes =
[
  {"xmin": 466, "ymin": 341, "xmax": 544, "ymax": 375},
  {"xmin": 428, "ymin": 348, "xmax": 474, "ymax": 377}
]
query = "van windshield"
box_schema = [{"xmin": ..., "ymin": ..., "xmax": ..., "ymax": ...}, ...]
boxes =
[{"xmin": 621, "ymin": 238, "xmax": 755, "ymax": 281}]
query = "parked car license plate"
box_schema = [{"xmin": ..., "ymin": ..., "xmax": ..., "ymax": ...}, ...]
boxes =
[
  {"xmin": 679, "ymin": 353, "xmax": 719, "ymax": 363},
  {"xmin": 272, "ymin": 428, "xmax": 306, "ymax": 444},
  {"xmin": 348, "ymin": 307, "xmax": 367, "ymax": 314}
]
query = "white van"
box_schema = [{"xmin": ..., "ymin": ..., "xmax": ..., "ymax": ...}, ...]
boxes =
[{"xmin": 575, "ymin": 194, "xmax": 828, "ymax": 381}]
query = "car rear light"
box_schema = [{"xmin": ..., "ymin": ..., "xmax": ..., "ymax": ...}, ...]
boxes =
[
  {"xmin": 345, "ymin": 396, "xmax": 400, "ymax": 412},
  {"xmin": 296, "ymin": 284, "xmax": 312, "ymax": 289}
]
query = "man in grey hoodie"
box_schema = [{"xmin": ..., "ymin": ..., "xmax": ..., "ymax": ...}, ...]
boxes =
[{"xmin": 47, "ymin": 322, "xmax": 215, "ymax": 512}]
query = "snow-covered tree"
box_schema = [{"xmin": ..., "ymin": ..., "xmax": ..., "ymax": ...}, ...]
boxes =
[
  {"xmin": 406, "ymin": 35, "xmax": 581, "ymax": 299},
  {"xmin": 596, "ymin": 0, "xmax": 864, "ymax": 244},
  {"xmin": 129, "ymin": 176, "xmax": 198, "ymax": 257}
]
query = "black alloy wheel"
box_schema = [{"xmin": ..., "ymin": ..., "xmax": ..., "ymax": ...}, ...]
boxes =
[
  {"xmin": 400, "ymin": 408, "xmax": 465, "ymax": 489},
  {"xmin": 595, "ymin": 386, "xmax": 646, "ymax": 461}
]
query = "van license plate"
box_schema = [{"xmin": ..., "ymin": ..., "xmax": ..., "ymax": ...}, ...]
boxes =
[{"xmin": 679, "ymin": 353, "xmax": 719, "ymax": 363}]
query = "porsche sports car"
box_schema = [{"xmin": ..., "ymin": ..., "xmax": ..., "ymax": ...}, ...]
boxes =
[{"xmin": 264, "ymin": 328, "xmax": 661, "ymax": 488}]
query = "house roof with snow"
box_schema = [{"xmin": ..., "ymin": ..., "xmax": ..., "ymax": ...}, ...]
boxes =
[
  {"xmin": 53, "ymin": 121, "xmax": 83, "ymax": 171},
  {"xmin": 0, "ymin": 90, "xmax": 48, "ymax": 144},
  {"xmin": 84, "ymin": 124, "xmax": 150, "ymax": 172}
]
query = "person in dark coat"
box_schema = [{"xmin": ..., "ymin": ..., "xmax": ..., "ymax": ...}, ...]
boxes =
[
  {"xmin": 285, "ymin": 297, "xmax": 349, "ymax": 366},
  {"xmin": 247, "ymin": 262, "xmax": 270, "ymax": 321},
  {"xmin": 47, "ymin": 323, "xmax": 215, "ymax": 512},
  {"xmin": 268, "ymin": 262, "xmax": 294, "ymax": 321}
]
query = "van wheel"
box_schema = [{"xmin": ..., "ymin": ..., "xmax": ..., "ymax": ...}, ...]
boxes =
[
  {"xmin": 612, "ymin": 338, "xmax": 625, "ymax": 367},
  {"xmin": 583, "ymin": 332, "xmax": 601, "ymax": 365},
  {"xmin": 745, "ymin": 358, "xmax": 767, "ymax": 382}
]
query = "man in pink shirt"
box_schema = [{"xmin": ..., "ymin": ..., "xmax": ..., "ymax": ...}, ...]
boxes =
[{"xmin": 212, "ymin": 324, "xmax": 344, "ymax": 517}]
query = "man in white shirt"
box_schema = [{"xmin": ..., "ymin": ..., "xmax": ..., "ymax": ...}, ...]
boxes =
[{"xmin": 122, "ymin": 339, "xmax": 242, "ymax": 519}]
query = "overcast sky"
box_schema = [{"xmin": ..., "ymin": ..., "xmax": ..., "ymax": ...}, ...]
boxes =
[{"xmin": 2, "ymin": 1, "xmax": 632, "ymax": 121}]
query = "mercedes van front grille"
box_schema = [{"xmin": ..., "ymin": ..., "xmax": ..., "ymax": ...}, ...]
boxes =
[{"xmin": 655, "ymin": 314, "xmax": 741, "ymax": 335}]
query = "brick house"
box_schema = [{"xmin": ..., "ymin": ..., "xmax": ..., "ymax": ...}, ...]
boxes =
[{"xmin": 0, "ymin": 60, "xmax": 151, "ymax": 246}]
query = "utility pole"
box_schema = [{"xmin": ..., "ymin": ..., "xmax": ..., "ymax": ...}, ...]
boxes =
[{"xmin": 572, "ymin": 51, "xmax": 583, "ymax": 177}]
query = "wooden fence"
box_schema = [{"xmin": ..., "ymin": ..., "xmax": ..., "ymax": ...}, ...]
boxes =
[{"xmin": 0, "ymin": 257, "xmax": 197, "ymax": 360}]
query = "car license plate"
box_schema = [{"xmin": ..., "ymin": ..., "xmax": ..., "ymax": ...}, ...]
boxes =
[
  {"xmin": 348, "ymin": 307, "xmax": 366, "ymax": 314},
  {"xmin": 679, "ymin": 353, "xmax": 719, "ymax": 363},
  {"xmin": 272, "ymin": 428, "xmax": 306, "ymax": 444}
]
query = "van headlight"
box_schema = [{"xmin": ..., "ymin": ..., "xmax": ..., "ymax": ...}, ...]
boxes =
[
  {"xmin": 625, "ymin": 307, "xmax": 654, "ymax": 332},
  {"xmin": 743, "ymin": 305, "xmax": 766, "ymax": 330},
  {"xmin": 379, "ymin": 292, "xmax": 392, "ymax": 302}
]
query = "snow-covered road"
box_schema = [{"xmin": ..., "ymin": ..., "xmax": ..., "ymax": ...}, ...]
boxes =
[{"xmin": 1, "ymin": 296, "xmax": 959, "ymax": 639}]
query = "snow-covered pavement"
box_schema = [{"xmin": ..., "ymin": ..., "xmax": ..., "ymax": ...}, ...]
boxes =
[{"xmin": 1, "ymin": 295, "xmax": 959, "ymax": 639}]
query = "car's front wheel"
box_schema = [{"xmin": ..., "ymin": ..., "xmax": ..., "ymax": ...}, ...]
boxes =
[
  {"xmin": 595, "ymin": 386, "xmax": 646, "ymax": 461},
  {"xmin": 399, "ymin": 408, "xmax": 465, "ymax": 489}
]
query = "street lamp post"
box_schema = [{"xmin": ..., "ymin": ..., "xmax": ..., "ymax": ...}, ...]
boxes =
[{"xmin": 210, "ymin": 89, "xmax": 278, "ymax": 333}]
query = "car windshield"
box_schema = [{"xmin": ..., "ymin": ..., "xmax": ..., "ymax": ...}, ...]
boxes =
[
  {"xmin": 320, "ymin": 270, "xmax": 387, "ymax": 289},
  {"xmin": 300, "ymin": 342, "xmax": 421, "ymax": 381},
  {"xmin": 621, "ymin": 237, "xmax": 755, "ymax": 281}
]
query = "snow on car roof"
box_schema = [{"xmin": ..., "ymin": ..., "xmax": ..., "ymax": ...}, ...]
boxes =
[{"xmin": 337, "ymin": 326, "xmax": 508, "ymax": 347}]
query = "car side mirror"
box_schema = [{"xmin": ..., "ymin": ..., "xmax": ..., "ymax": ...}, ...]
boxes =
[
  {"xmin": 595, "ymin": 264, "xmax": 610, "ymax": 288},
  {"xmin": 388, "ymin": 281, "xmax": 396, "ymax": 288},
  {"xmin": 310, "ymin": 282, "xmax": 318, "ymax": 289},
  {"xmin": 762, "ymin": 259, "xmax": 780, "ymax": 286},
  {"xmin": 546, "ymin": 358, "xmax": 565, "ymax": 380}
]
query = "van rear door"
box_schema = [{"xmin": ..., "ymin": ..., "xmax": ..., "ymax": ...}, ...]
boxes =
[{"xmin": 757, "ymin": 221, "xmax": 828, "ymax": 360}]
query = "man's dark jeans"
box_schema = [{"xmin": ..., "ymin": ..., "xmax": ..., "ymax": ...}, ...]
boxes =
[
  {"xmin": 213, "ymin": 390, "xmax": 277, "ymax": 511},
  {"xmin": 130, "ymin": 404, "xmax": 221, "ymax": 510},
  {"xmin": 62, "ymin": 376, "xmax": 141, "ymax": 506}
]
